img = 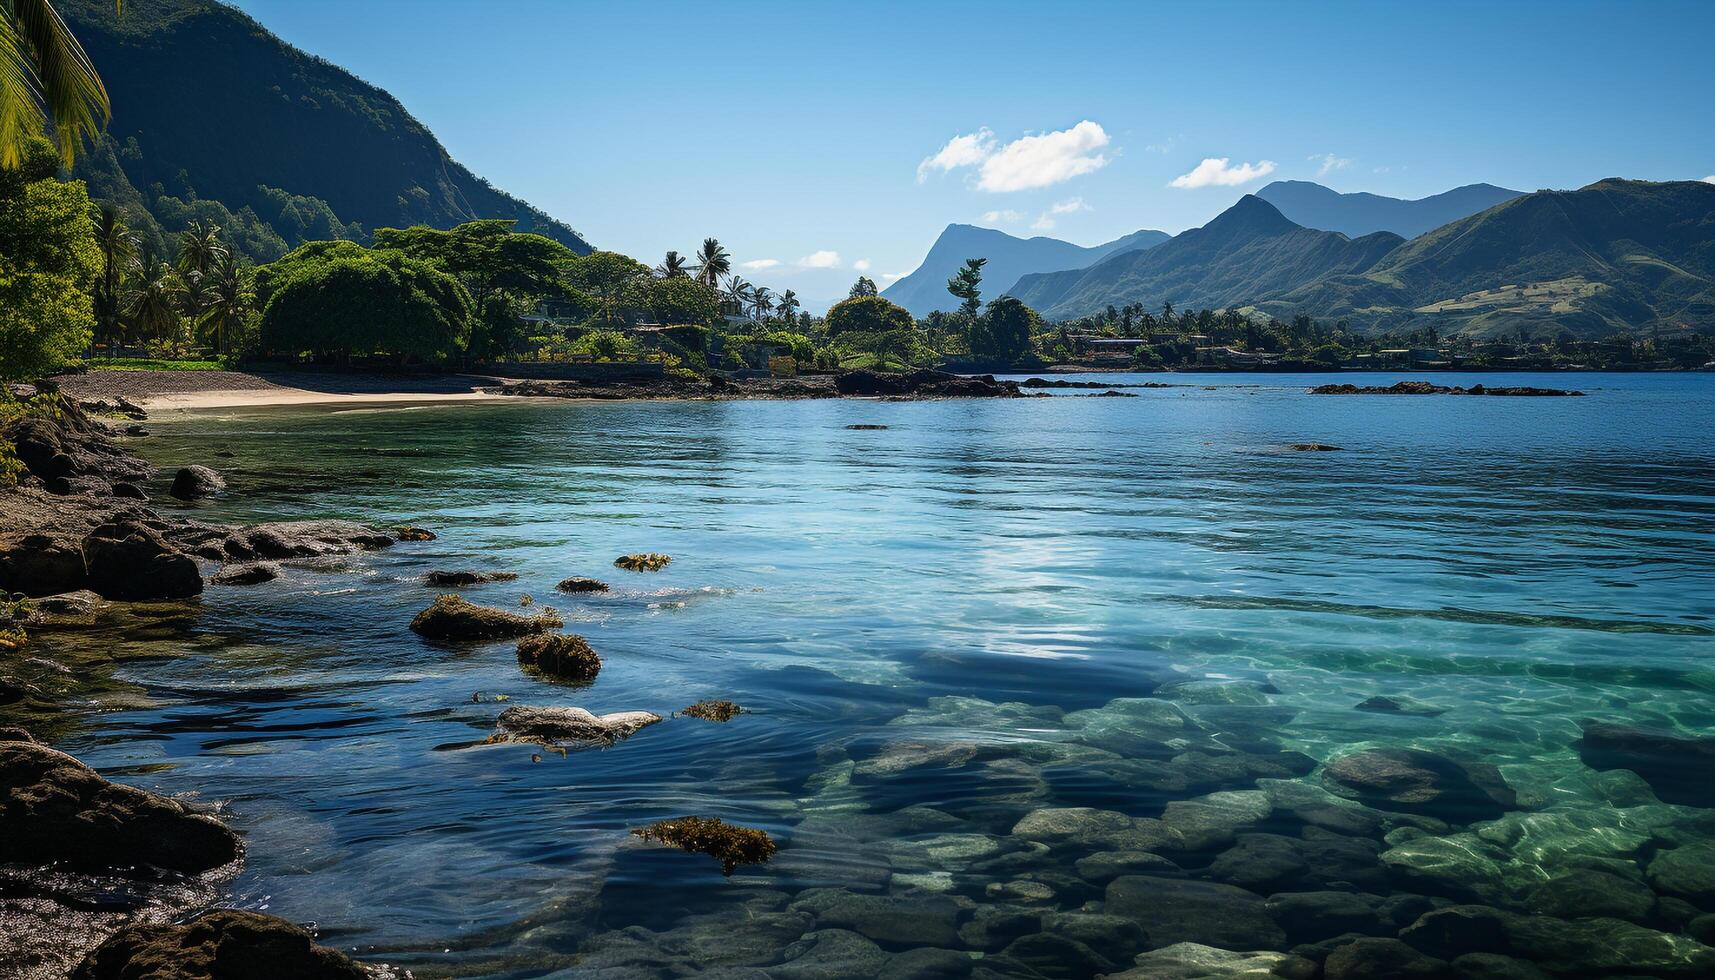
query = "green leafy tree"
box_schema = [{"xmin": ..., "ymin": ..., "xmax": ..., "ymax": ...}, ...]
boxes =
[
  {"xmin": 693, "ymin": 237, "xmax": 730, "ymax": 288},
  {"xmin": 0, "ymin": 136, "xmax": 99, "ymax": 378},
  {"xmin": 628, "ymin": 274, "xmax": 719, "ymax": 325},
  {"xmin": 825, "ymin": 294, "xmax": 913, "ymax": 336},
  {"xmin": 968, "ymin": 295, "xmax": 1038, "ymax": 365},
  {"xmin": 946, "ymin": 257, "xmax": 985, "ymax": 320},
  {"xmin": 566, "ymin": 249, "xmax": 649, "ymax": 325},
  {"xmin": 260, "ymin": 252, "xmax": 471, "ymax": 361},
  {"xmin": 1, "ymin": 0, "xmax": 111, "ymax": 167},
  {"xmin": 848, "ymin": 275, "xmax": 878, "ymax": 298}
]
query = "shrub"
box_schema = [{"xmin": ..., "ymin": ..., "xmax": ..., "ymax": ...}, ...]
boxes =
[{"xmin": 824, "ymin": 295, "xmax": 913, "ymax": 337}]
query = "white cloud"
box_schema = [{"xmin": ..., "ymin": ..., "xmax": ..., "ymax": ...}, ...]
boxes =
[
  {"xmin": 853, "ymin": 259, "xmax": 872, "ymax": 271},
  {"xmin": 1048, "ymin": 197, "xmax": 1091, "ymax": 215},
  {"xmin": 1031, "ymin": 214, "xmax": 1056, "ymax": 231},
  {"xmin": 740, "ymin": 258, "xmax": 781, "ymax": 270},
  {"xmin": 1309, "ymin": 153, "xmax": 1352, "ymax": 176},
  {"xmin": 977, "ymin": 121, "xmax": 1111, "ymax": 192},
  {"xmin": 880, "ymin": 271, "xmax": 909, "ymax": 283},
  {"xmin": 1145, "ymin": 134, "xmax": 1183, "ymax": 154},
  {"xmin": 796, "ymin": 250, "xmax": 841, "ymax": 269},
  {"xmin": 1169, "ymin": 157, "xmax": 1278, "ymax": 189},
  {"xmin": 917, "ymin": 120, "xmax": 1112, "ymax": 192},
  {"xmin": 917, "ymin": 128, "xmax": 995, "ymax": 183},
  {"xmin": 1703, "ymin": 174, "xmax": 1715, "ymax": 184},
  {"xmin": 982, "ymin": 209, "xmax": 1025, "ymax": 224},
  {"xmin": 1372, "ymin": 166, "xmax": 1392, "ymax": 174}
]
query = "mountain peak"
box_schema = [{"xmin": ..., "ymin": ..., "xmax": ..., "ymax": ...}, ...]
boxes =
[{"xmin": 1202, "ymin": 195, "xmax": 1300, "ymax": 237}]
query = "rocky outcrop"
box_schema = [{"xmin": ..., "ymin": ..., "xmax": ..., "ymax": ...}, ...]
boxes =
[
  {"xmin": 835, "ymin": 369, "xmax": 1022, "ymax": 398},
  {"xmin": 0, "ymin": 740, "xmax": 239, "ymax": 874},
  {"xmin": 409, "ymin": 595, "xmax": 561, "ymax": 641},
  {"xmin": 424, "ymin": 569, "xmax": 519, "ymax": 587},
  {"xmin": 495, "ymin": 705, "xmax": 660, "ymax": 744},
  {"xmin": 683, "ymin": 700, "xmax": 744, "ymax": 722},
  {"xmin": 168, "ymin": 465, "xmax": 225, "ymax": 500},
  {"xmin": 211, "ymin": 562, "xmax": 280, "ymax": 586},
  {"xmin": 1310, "ymin": 381, "xmax": 1583, "ymax": 396},
  {"xmin": 554, "ymin": 576, "xmax": 609, "ymax": 593},
  {"xmin": 72, "ymin": 909, "xmax": 372, "ymax": 980},
  {"xmin": 614, "ymin": 553, "xmax": 671, "ymax": 572},
  {"xmin": 82, "ymin": 520, "xmax": 203, "ymax": 600}
]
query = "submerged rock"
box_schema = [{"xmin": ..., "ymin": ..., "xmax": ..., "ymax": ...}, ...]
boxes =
[
  {"xmin": 515, "ymin": 633, "xmax": 601, "ymax": 682},
  {"xmin": 630, "ymin": 816, "xmax": 777, "ymax": 875},
  {"xmin": 211, "ymin": 562, "xmax": 279, "ymax": 586},
  {"xmin": 1323, "ymin": 937, "xmax": 1448, "ymax": 979},
  {"xmin": 72, "ymin": 909, "xmax": 369, "ymax": 980},
  {"xmin": 614, "ymin": 553, "xmax": 672, "ymax": 572},
  {"xmin": 409, "ymin": 594, "xmax": 560, "ymax": 641},
  {"xmin": 1323, "ymin": 748, "xmax": 1515, "ymax": 821},
  {"xmin": 1104, "ymin": 876, "xmax": 1286, "ymax": 950},
  {"xmin": 554, "ymin": 576, "xmax": 610, "ymax": 593},
  {"xmin": 1576, "ymin": 720, "xmax": 1715, "ymax": 808},
  {"xmin": 682, "ymin": 700, "xmax": 745, "ymax": 722},
  {"xmin": 1289, "ymin": 443, "xmax": 1342, "ymax": 451},
  {"xmin": 1112, "ymin": 942, "xmax": 1316, "ymax": 980},
  {"xmin": 496, "ymin": 705, "xmax": 660, "ymax": 743},
  {"xmin": 423, "ymin": 570, "xmax": 520, "ymax": 587},
  {"xmin": 393, "ymin": 526, "xmax": 436, "ymax": 541},
  {"xmin": 168, "ymin": 465, "xmax": 225, "ymax": 500},
  {"xmin": 1647, "ymin": 842, "xmax": 1715, "ymax": 903},
  {"xmin": 0, "ymin": 740, "xmax": 239, "ymax": 874}
]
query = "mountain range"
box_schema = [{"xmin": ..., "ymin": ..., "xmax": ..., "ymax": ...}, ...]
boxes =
[
  {"xmin": 59, "ymin": 0, "xmax": 590, "ymax": 262},
  {"xmin": 1254, "ymin": 180, "xmax": 1524, "ymax": 239},
  {"xmin": 1011, "ymin": 179, "xmax": 1715, "ymax": 338},
  {"xmin": 882, "ymin": 224, "xmax": 1169, "ymax": 317}
]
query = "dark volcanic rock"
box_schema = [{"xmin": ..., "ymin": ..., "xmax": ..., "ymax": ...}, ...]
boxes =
[
  {"xmin": 835, "ymin": 369, "xmax": 1021, "ymax": 398},
  {"xmin": 110, "ymin": 481, "xmax": 146, "ymax": 500},
  {"xmin": 72, "ymin": 909, "xmax": 369, "ymax": 980},
  {"xmin": 424, "ymin": 569, "xmax": 519, "ymax": 587},
  {"xmin": 1266, "ymin": 891, "xmax": 1385, "ymax": 943},
  {"xmin": 168, "ymin": 465, "xmax": 226, "ymax": 500},
  {"xmin": 1310, "ymin": 381, "xmax": 1583, "ymax": 397},
  {"xmin": 410, "ymin": 594, "xmax": 559, "ymax": 641},
  {"xmin": 1323, "ymin": 748, "xmax": 1515, "ymax": 821},
  {"xmin": 0, "ymin": 532, "xmax": 87, "ymax": 596},
  {"xmin": 1105, "ymin": 876, "xmax": 1286, "ymax": 950},
  {"xmin": 554, "ymin": 576, "xmax": 610, "ymax": 593},
  {"xmin": 0, "ymin": 740, "xmax": 239, "ymax": 874},
  {"xmin": 82, "ymin": 521, "xmax": 202, "ymax": 600},
  {"xmin": 1577, "ymin": 719, "xmax": 1715, "ymax": 808},
  {"xmin": 210, "ymin": 562, "xmax": 280, "ymax": 586},
  {"xmin": 516, "ymin": 633, "xmax": 601, "ymax": 682}
]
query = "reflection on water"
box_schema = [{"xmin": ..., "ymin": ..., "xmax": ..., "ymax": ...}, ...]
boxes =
[{"xmin": 10, "ymin": 372, "xmax": 1715, "ymax": 977}]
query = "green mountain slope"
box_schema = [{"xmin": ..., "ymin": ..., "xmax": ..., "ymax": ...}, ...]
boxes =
[
  {"xmin": 882, "ymin": 223, "xmax": 1168, "ymax": 317},
  {"xmin": 1011, "ymin": 196, "xmax": 1402, "ymax": 320},
  {"xmin": 1278, "ymin": 178, "xmax": 1715, "ymax": 337},
  {"xmin": 59, "ymin": 0, "xmax": 590, "ymax": 261}
]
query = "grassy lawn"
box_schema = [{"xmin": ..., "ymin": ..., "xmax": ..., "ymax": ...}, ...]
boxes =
[{"xmin": 87, "ymin": 357, "xmax": 225, "ymax": 372}]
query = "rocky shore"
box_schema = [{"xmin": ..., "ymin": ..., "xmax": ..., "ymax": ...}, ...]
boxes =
[
  {"xmin": 0, "ymin": 392, "xmax": 414, "ymax": 977},
  {"xmin": 1310, "ymin": 381, "xmax": 1586, "ymax": 396}
]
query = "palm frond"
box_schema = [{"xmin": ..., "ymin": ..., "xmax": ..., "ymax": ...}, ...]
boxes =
[
  {"xmin": 5, "ymin": 0, "xmax": 112, "ymax": 166},
  {"xmin": 0, "ymin": 15, "xmax": 45, "ymax": 167}
]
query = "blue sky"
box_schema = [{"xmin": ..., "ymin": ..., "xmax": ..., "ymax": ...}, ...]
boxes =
[{"xmin": 230, "ymin": 0, "xmax": 1715, "ymax": 309}]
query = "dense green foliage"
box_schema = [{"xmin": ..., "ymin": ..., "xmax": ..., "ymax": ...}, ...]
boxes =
[
  {"xmin": 825, "ymin": 294, "xmax": 914, "ymax": 336},
  {"xmin": 0, "ymin": 139, "xmax": 99, "ymax": 380},
  {"xmin": 627, "ymin": 274, "xmax": 720, "ymax": 325},
  {"xmin": 260, "ymin": 250, "xmax": 471, "ymax": 361},
  {"xmin": 968, "ymin": 295, "xmax": 1038, "ymax": 364},
  {"xmin": 58, "ymin": 0, "xmax": 590, "ymax": 264}
]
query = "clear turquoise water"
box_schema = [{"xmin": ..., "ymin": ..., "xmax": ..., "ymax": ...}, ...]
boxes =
[{"xmin": 27, "ymin": 372, "xmax": 1715, "ymax": 976}]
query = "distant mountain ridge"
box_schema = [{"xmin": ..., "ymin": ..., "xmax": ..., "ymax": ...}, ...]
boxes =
[
  {"xmin": 1255, "ymin": 180, "xmax": 1524, "ymax": 239},
  {"xmin": 59, "ymin": 0, "xmax": 590, "ymax": 261},
  {"xmin": 1009, "ymin": 179, "xmax": 1715, "ymax": 339},
  {"xmin": 1011, "ymin": 196, "xmax": 1402, "ymax": 320},
  {"xmin": 882, "ymin": 223, "xmax": 1169, "ymax": 316}
]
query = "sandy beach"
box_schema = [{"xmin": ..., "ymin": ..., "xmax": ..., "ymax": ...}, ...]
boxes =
[{"xmin": 52, "ymin": 368, "xmax": 507, "ymax": 410}]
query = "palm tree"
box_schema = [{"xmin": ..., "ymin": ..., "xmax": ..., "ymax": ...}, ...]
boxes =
[
  {"xmin": 723, "ymin": 275, "xmax": 753, "ymax": 315},
  {"xmin": 175, "ymin": 219, "xmax": 226, "ymax": 322},
  {"xmin": 196, "ymin": 251, "xmax": 251, "ymax": 356},
  {"xmin": 776, "ymin": 289, "xmax": 800, "ymax": 324},
  {"xmin": 655, "ymin": 250, "xmax": 690, "ymax": 278},
  {"xmin": 123, "ymin": 250, "xmax": 185, "ymax": 346},
  {"xmin": 749, "ymin": 286, "xmax": 774, "ymax": 322},
  {"xmin": 694, "ymin": 237, "xmax": 730, "ymax": 289},
  {"xmin": 90, "ymin": 201, "xmax": 136, "ymax": 349},
  {"xmin": 0, "ymin": 0, "xmax": 112, "ymax": 167}
]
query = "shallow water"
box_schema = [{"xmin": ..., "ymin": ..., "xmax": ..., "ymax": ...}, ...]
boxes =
[{"xmin": 14, "ymin": 371, "xmax": 1715, "ymax": 977}]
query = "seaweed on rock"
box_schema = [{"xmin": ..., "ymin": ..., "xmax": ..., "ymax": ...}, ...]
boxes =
[
  {"xmin": 409, "ymin": 594, "xmax": 561, "ymax": 641},
  {"xmin": 614, "ymin": 553, "xmax": 672, "ymax": 572},
  {"xmin": 516, "ymin": 633, "xmax": 602, "ymax": 683},
  {"xmin": 682, "ymin": 700, "xmax": 745, "ymax": 722},
  {"xmin": 631, "ymin": 816, "xmax": 777, "ymax": 875}
]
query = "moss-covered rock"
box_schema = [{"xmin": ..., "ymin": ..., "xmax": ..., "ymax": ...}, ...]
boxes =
[
  {"xmin": 516, "ymin": 633, "xmax": 601, "ymax": 683},
  {"xmin": 555, "ymin": 576, "xmax": 610, "ymax": 593},
  {"xmin": 631, "ymin": 816, "xmax": 777, "ymax": 875},
  {"xmin": 423, "ymin": 570, "xmax": 519, "ymax": 587},
  {"xmin": 72, "ymin": 909, "xmax": 370, "ymax": 980},
  {"xmin": 408, "ymin": 594, "xmax": 559, "ymax": 641},
  {"xmin": 614, "ymin": 553, "xmax": 671, "ymax": 572},
  {"xmin": 682, "ymin": 700, "xmax": 744, "ymax": 722}
]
